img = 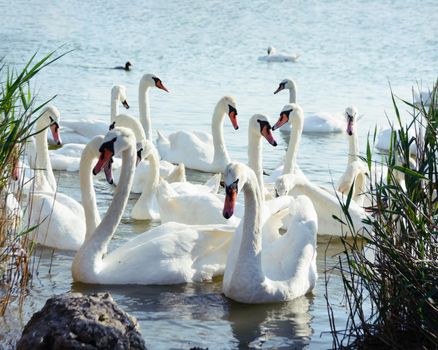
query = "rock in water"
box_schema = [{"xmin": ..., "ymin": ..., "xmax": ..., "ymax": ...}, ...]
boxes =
[{"xmin": 16, "ymin": 292, "xmax": 146, "ymax": 350}]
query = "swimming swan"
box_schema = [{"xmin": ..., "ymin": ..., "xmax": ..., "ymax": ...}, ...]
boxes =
[
  {"xmin": 156, "ymin": 96, "xmax": 239, "ymax": 173},
  {"xmin": 274, "ymin": 79, "xmax": 343, "ymax": 133},
  {"xmin": 27, "ymin": 106, "xmax": 86, "ymax": 250},
  {"xmin": 222, "ymin": 162, "xmax": 317, "ymax": 304},
  {"xmin": 57, "ymin": 85, "xmax": 130, "ymax": 145},
  {"xmin": 258, "ymin": 46, "xmax": 300, "ymax": 62},
  {"xmin": 72, "ymin": 127, "xmax": 234, "ymax": 285},
  {"xmin": 337, "ymin": 106, "xmax": 368, "ymax": 207},
  {"xmin": 155, "ymin": 113, "xmax": 279, "ymax": 225}
]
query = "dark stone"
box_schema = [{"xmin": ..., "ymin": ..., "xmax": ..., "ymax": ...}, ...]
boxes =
[{"xmin": 16, "ymin": 292, "xmax": 146, "ymax": 350}]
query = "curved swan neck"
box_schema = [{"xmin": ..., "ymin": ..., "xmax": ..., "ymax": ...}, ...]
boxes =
[
  {"xmin": 288, "ymin": 84, "xmax": 297, "ymax": 104},
  {"xmin": 74, "ymin": 143, "xmax": 136, "ymax": 275},
  {"xmin": 80, "ymin": 138, "xmax": 102, "ymax": 240},
  {"xmin": 212, "ymin": 104, "xmax": 230, "ymax": 164},
  {"xmin": 348, "ymin": 132, "xmax": 359, "ymax": 164},
  {"xmin": 34, "ymin": 119, "xmax": 56, "ymax": 192},
  {"xmin": 139, "ymin": 84, "xmax": 151, "ymax": 141},
  {"xmin": 135, "ymin": 148, "xmax": 160, "ymax": 208},
  {"xmin": 247, "ymin": 130, "xmax": 264, "ymax": 197},
  {"xmin": 283, "ymin": 119, "xmax": 303, "ymax": 175},
  {"xmin": 234, "ymin": 170, "xmax": 264, "ymax": 282},
  {"xmin": 110, "ymin": 95, "xmax": 119, "ymax": 122}
]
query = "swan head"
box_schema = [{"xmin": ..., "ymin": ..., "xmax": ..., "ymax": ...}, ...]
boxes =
[
  {"xmin": 140, "ymin": 73, "xmax": 169, "ymax": 93},
  {"xmin": 136, "ymin": 139, "xmax": 156, "ymax": 165},
  {"xmin": 275, "ymin": 173, "xmax": 307, "ymax": 197},
  {"xmin": 111, "ymin": 85, "xmax": 129, "ymax": 109},
  {"xmin": 272, "ymin": 103, "xmax": 303, "ymax": 130},
  {"xmin": 250, "ymin": 114, "xmax": 277, "ymax": 146},
  {"xmin": 345, "ymin": 106, "xmax": 358, "ymax": 136},
  {"xmin": 39, "ymin": 105, "xmax": 62, "ymax": 145},
  {"xmin": 267, "ymin": 46, "xmax": 276, "ymax": 55},
  {"xmin": 218, "ymin": 96, "xmax": 239, "ymax": 130},
  {"xmin": 223, "ymin": 162, "xmax": 247, "ymax": 219},
  {"xmin": 93, "ymin": 127, "xmax": 135, "ymax": 183},
  {"xmin": 274, "ymin": 79, "xmax": 296, "ymax": 94}
]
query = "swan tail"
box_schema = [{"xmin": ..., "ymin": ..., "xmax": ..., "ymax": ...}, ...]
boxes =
[
  {"xmin": 204, "ymin": 173, "xmax": 221, "ymax": 194},
  {"xmin": 157, "ymin": 179, "xmax": 179, "ymax": 199},
  {"xmin": 156, "ymin": 130, "xmax": 170, "ymax": 158},
  {"xmin": 165, "ymin": 163, "xmax": 186, "ymax": 183}
]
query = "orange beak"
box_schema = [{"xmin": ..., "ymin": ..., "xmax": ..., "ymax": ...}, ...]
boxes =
[
  {"xmin": 156, "ymin": 80, "xmax": 169, "ymax": 93},
  {"xmin": 272, "ymin": 113, "xmax": 289, "ymax": 131},
  {"xmin": 228, "ymin": 111, "xmax": 239, "ymax": 130},
  {"xmin": 223, "ymin": 186, "xmax": 238, "ymax": 219},
  {"xmin": 50, "ymin": 123, "xmax": 62, "ymax": 145},
  {"xmin": 93, "ymin": 149, "xmax": 113, "ymax": 175},
  {"xmin": 261, "ymin": 126, "xmax": 277, "ymax": 146}
]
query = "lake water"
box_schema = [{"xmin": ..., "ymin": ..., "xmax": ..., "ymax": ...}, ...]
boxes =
[{"xmin": 0, "ymin": 0, "xmax": 436, "ymax": 348}]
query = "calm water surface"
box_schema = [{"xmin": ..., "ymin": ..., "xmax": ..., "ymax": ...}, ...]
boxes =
[{"xmin": 0, "ymin": 0, "xmax": 436, "ymax": 348}]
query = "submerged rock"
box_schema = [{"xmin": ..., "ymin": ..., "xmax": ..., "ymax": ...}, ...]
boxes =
[{"xmin": 16, "ymin": 292, "xmax": 146, "ymax": 350}]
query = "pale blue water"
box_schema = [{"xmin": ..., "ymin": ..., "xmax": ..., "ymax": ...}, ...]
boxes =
[{"xmin": 0, "ymin": 0, "xmax": 436, "ymax": 348}]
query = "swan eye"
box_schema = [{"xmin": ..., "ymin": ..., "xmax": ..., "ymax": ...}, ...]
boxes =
[
  {"xmin": 152, "ymin": 77, "xmax": 160, "ymax": 85},
  {"xmin": 109, "ymin": 122, "xmax": 116, "ymax": 130}
]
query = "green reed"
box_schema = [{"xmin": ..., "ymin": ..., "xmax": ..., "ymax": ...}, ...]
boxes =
[
  {"xmin": 326, "ymin": 81, "xmax": 438, "ymax": 349},
  {"xmin": 0, "ymin": 50, "xmax": 67, "ymax": 315}
]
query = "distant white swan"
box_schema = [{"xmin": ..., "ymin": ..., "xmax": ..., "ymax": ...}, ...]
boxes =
[
  {"xmin": 157, "ymin": 96, "xmax": 239, "ymax": 173},
  {"xmin": 222, "ymin": 162, "xmax": 317, "ymax": 304},
  {"xmin": 27, "ymin": 106, "xmax": 86, "ymax": 250},
  {"xmin": 258, "ymin": 46, "xmax": 300, "ymax": 62},
  {"xmin": 72, "ymin": 127, "xmax": 234, "ymax": 285},
  {"xmin": 53, "ymin": 85, "xmax": 129, "ymax": 145},
  {"xmin": 274, "ymin": 79, "xmax": 343, "ymax": 133},
  {"xmin": 337, "ymin": 106, "xmax": 368, "ymax": 207}
]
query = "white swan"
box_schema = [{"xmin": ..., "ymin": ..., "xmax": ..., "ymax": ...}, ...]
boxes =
[
  {"xmin": 337, "ymin": 106, "xmax": 368, "ymax": 206},
  {"xmin": 131, "ymin": 139, "xmax": 221, "ymax": 221},
  {"xmin": 258, "ymin": 46, "xmax": 300, "ymax": 62},
  {"xmin": 156, "ymin": 96, "xmax": 239, "ymax": 173},
  {"xmin": 270, "ymin": 104, "xmax": 369, "ymax": 236},
  {"xmin": 48, "ymin": 113, "xmax": 146, "ymax": 172},
  {"xmin": 27, "ymin": 106, "xmax": 86, "ymax": 250},
  {"xmin": 275, "ymin": 173, "xmax": 369, "ymax": 237},
  {"xmin": 109, "ymin": 114, "xmax": 186, "ymax": 193},
  {"xmin": 274, "ymin": 79, "xmax": 344, "ymax": 133},
  {"xmin": 222, "ymin": 162, "xmax": 317, "ymax": 304},
  {"xmin": 72, "ymin": 127, "xmax": 234, "ymax": 285},
  {"xmin": 155, "ymin": 113, "xmax": 279, "ymax": 225},
  {"xmin": 264, "ymin": 104, "xmax": 306, "ymax": 184},
  {"xmin": 375, "ymin": 125, "xmax": 418, "ymax": 155},
  {"xmin": 52, "ymin": 85, "xmax": 129, "ymax": 145}
]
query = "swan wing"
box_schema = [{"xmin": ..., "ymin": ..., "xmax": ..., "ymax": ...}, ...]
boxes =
[{"xmin": 101, "ymin": 222, "xmax": 234, "ymax": 284}]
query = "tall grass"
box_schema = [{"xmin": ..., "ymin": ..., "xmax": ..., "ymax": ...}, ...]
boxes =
[
  {"xmin": 0, "ymin": 51, "xmax": 66, "ymax": 315},
  {"xmin": 326, "ymin": 81, "xmax": 438, "ymax": 349}
]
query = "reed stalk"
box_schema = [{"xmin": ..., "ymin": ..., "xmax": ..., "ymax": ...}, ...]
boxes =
[
  {"xmin": 326, "ymin": 81, "xmax": 438, "ymax": 349},
  {"xmin": 0, "ymin": 50, "xmax": 66, "ymax": 315}
]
